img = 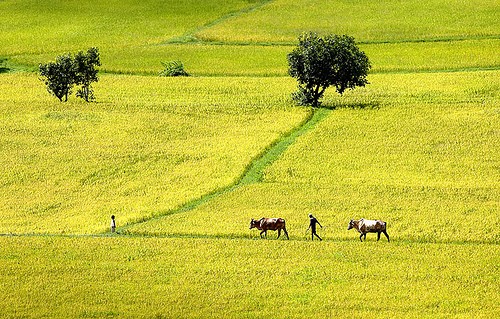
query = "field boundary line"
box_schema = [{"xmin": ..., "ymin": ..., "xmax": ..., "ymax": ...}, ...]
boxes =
[
  {"xmin": 162, "ymin": 0, "xmax": 275, "ymax": 45},
  {"xmin": 161, "ymin": 32, "xmax": 500, "ymax": 47},
  {"xmin": 116, "ymin": 107, "xmax": 331, "ymax": 234},
  {"xmin": 1, "ymin": 232, "xmax": 497, "ymax": 246}
]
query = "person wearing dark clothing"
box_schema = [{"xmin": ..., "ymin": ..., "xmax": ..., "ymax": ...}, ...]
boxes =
[
  {"xmin": 307, "ymin": 214, "xmax": 322, "ymax": 241},
  {"xmin": 110, "ymin": 215, "xmax": 116, "ymax": 233}
]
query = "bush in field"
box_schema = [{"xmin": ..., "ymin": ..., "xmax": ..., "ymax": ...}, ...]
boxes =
[
  {"xmin": 39, "ymin": 53, "xmax": 77, "ymax": 102},
  {"xmin": 39, "ymin": 47, "xmax": 100, "ymax": 102},
  {"xmin": 288, "ymin": 33, "xmax": 370, "ymax": 107},
  {"xmin": 74, "ymin": 47, "xmax": 101, "ymax": 102},
  {"xmin": 159, "ymin": 61, "xmax": 190, "ymax": 77},
  {"xmin": 0, "ymin": 57, "xmax": 8, "ymax": 73}
]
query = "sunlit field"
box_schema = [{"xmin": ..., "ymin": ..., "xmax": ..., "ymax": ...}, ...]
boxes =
[
  {"xmin": 196, "ymin": 0, "xmax": 500, "ymax": 43},
  {"xmin": 1, "ymin": 0, "xmax": 499, "ymax": 318},
  {"xmin": 0, "ymin": 73, "xmax": 307, "ymax": 234},
  {"xmin": 10, "ymin": 39, "xmax": 500, "ymax": 76},
  {"xmin": 127, "ymin": 71, "xmax": 500, "ymax": 244},
  {"xmin": 3, "ymin": 0, "xmax": 499, "ymax": 76},
  {"xmin": 1, "ymin": 236, "xmax": 498, "ymax": 319}
]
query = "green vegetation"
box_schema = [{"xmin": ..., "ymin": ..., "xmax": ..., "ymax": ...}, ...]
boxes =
[
  {"xmin": 0, "ymin": 0, "xmax": 499, "ymax": 318},
  {"xmin": 196, "ymin": 0, "xmax": 500, "ymax": 43},
  {"xmin": 288, "ymin": 33, "xmax": 370, "ymax": 106},
  {"xmin": 126, "ymin": 71, "xmax": 499, "ymax": 244},
  {"xmin": 0, "ymin": 73, "xmax": 307, "ymax": 234},
  {"xmin": 39, "ymin": 47, "xmax": 101, "ymax": 102},
  {"xmin": 1, "ymin": 236, "xmax": 498, "ymax": 318},
  {"xmin": 159, "ymin": 60, "xmax": 190, "ymax": 77}
]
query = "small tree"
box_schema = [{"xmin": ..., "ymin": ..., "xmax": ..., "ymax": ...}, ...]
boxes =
[
  {"xmin": 288, "ymin": 32, "xmax": 371, "ymax": 107},
  {"xmin": 39, "ymin": 54, "xmax": 77, "ymax": 102},
  {"xmin": 39, "ymin": 47, "xmax": 100, "ymax": 102},
  {"xmin": 74, "ymin": 47, "xmax": 101, "ymax": 102}
]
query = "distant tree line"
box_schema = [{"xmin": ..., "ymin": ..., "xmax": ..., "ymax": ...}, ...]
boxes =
[
  {"xmin": 38, "ymin": 34, "xmax": 369, "ymax": 107},
  {"xmin": 39, "ymin": 47, "xmax": 100, "ymax": 102}
]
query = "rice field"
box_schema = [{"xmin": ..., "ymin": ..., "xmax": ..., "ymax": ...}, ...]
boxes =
[
  {"xmin": 0, "ymin": 236, "xmax": 498, "ymax": 319},
  {"xmin": 0, "ymin": 73, "xmax": 308, "ymax": 234},
  {"xmin": 1, "ymin": 0, "xmax": 499, "ymax": 318},
  {"xmin": 195, "ymin": 0, "xmax": 500, "ymax": 43}
]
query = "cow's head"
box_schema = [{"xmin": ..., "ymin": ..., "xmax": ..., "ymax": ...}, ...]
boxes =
[
  {"xmin": 249, "ymin": 219, "xmax": 258, "ymax": 229},
  {"xmin": 347, "ymin": 219, "xmax": 355, "ymax": 230}
]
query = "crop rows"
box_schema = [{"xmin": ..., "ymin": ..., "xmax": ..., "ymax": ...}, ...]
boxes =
[
  {"xmin": 0, "ymin": 236, "xmax": 498, "ymax": 318},
  {"xmin": 1, "ymin": 0, "xmax": 499, "ymax": 318},
  {"xmin": 0, "ymin": 73, "xmax": 308, "ymax": 234}
]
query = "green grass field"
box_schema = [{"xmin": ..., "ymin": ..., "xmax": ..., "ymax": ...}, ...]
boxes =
[{"xmin": 0, "ymin": 0, "xmax": 499, "ymax": 318}]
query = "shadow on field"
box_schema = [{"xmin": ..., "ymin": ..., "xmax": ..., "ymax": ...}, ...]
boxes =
[
  {"xmin": 114, "ymin": 231, "xmax": 497, "ymax": 245},
  {"xmin": 0, "ymin": 58, "xmax": 10, "ymax": 73},
  {"xmin": 322, "ymin": 100, "xmax": 380, "ymax": 110}
]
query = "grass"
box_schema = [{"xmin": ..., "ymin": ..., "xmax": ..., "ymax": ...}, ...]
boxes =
[
  {"xmin": 3, "ymin": 0, "xmax": 499, "ymax": 76},
  {"xmin": 196, "ymin": 0, "xmax": 500, "ymax": 43},
  {"xmin": 1, "ymin": 0, "xmax": 499, "ymax": 318},
  {"xmin": 9, "ymin": 38, "xmax": 499, "ymax": 76},
  {"xmin": 126, "ymin": 71, "xmax": 499, "ymax": 244},
  {"xmin": 0, "ymin": 236, "xmax": 498, "ymax": 318},
  {"xmin": 0, "ymin": 0, "xmax": 254, "ymax": 56},
  {"xmin": 0, "ymin": 73, "xmax": 308, "ymax": 234}
]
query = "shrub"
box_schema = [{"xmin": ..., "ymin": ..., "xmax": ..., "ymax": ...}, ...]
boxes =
[
  {"xmin": 39, "ymin": 54, "xmax": 77, "ymax": 102},
  {"xmin": 159, "ymin": 61, "xmax": 190, "ymax": 77},
  {"xmin": 74, "ymin": 47, "xmax": 101, "ymax": 102}
]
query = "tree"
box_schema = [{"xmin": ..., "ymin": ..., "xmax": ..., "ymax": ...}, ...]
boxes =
[
  {"xmin": 287, "ymin": 33, "xmax": 371, "ymax": 107},
  {"xmin": 74, "ymin": 47, "xmax": 101, "ymax": 102},
  {"xmin": 39, "ymin": 47, "xmax": 100, "ymax": 102},
  {"xmin": 39, "ymin": 53, "xmax": 77, "ymax": 102}
]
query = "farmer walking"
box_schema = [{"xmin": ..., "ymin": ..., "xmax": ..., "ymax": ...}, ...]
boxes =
[
  {"xmin": 110, "ymin": 215, "xmax": 116, "ymax": 233},
  {"xmin": 307, "ymin": 213, "xmax": 322, "ymax": 241}
]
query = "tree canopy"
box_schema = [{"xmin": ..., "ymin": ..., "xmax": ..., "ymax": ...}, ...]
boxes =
[
  {"xmin": 288, "ymin": 33, "xmax": 371, "ymax": 107},
  {"xmin": 39, "ymin": 47, "xmax": 100, "ymax": 102}
]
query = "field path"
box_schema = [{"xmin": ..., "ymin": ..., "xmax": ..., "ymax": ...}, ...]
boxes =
[
  {"xmin": 164, "ymin": 0, "xmax": 275, "ymax": 44},
  {"xmin": 117, "ymin": 107, "xmax": 330, "ymax": 234}
]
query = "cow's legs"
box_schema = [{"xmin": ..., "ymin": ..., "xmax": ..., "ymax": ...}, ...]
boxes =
[
  {"xmin": 377, "ymin": 232, "xmax": 381, "ymax": 241},
  {"xmin": 383, "ymin": 231, "xmax": 390, "ymax": 242},
  {"xmin": 260, "ymin": 230, "xmax": 266, "ymax": 238},
  {"xmin": 277, "ymin": 229, "xmax": 281, "ymax": 239},
  {"xmin": 359, "ymin": 233, "xmax": 364, "ymax": 242},
  {"xmin": 283, "ymin": 228, "xmax": 289, "ymax": 239}
]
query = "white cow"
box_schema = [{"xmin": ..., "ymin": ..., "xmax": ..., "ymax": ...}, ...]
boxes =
[{"xmin": 348, "ymin": 218, "xmax": 390, "ymax": 242}]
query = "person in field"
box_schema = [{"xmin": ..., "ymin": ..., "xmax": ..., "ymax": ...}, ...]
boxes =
[
  {"xmin": 307, "ymin": 214, "xmax": 323, "ymax": 241},
  {"xmin": 110, "ymin": 215, "xmax": 116, "ymax": 233}
]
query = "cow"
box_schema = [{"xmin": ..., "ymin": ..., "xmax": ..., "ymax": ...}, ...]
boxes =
[
  {"xmin": 348, "ymin": 218, "xmax": 390, "ymax": 242},
  {"xmin": 249, "ymin": 217, "xmax": 289, "ymax": 239}
]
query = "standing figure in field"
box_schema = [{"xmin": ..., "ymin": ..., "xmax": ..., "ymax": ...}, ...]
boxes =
[
  {"xmin": 249, "ymin": 217, "xmax": 289, "ymax": 239},
  {"xmin": 347, "ymin": 218, "xmax": 389, "ymax": 242},
  {"xmin": 307, "ymin": 214, "xmax": 323, "ymax": 241},
  {"xmin": 110, "ymin": 215, "xmax": 116, "ymax": 233}
]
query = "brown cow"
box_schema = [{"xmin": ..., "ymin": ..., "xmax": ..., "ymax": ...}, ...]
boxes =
[
  {"xmin": 249, "ymin": 217, "xmax": 289, "ymax": 239},
  {"xmin": 348, "ymin": 218, "xmax": 390, "ymax": 242}
]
